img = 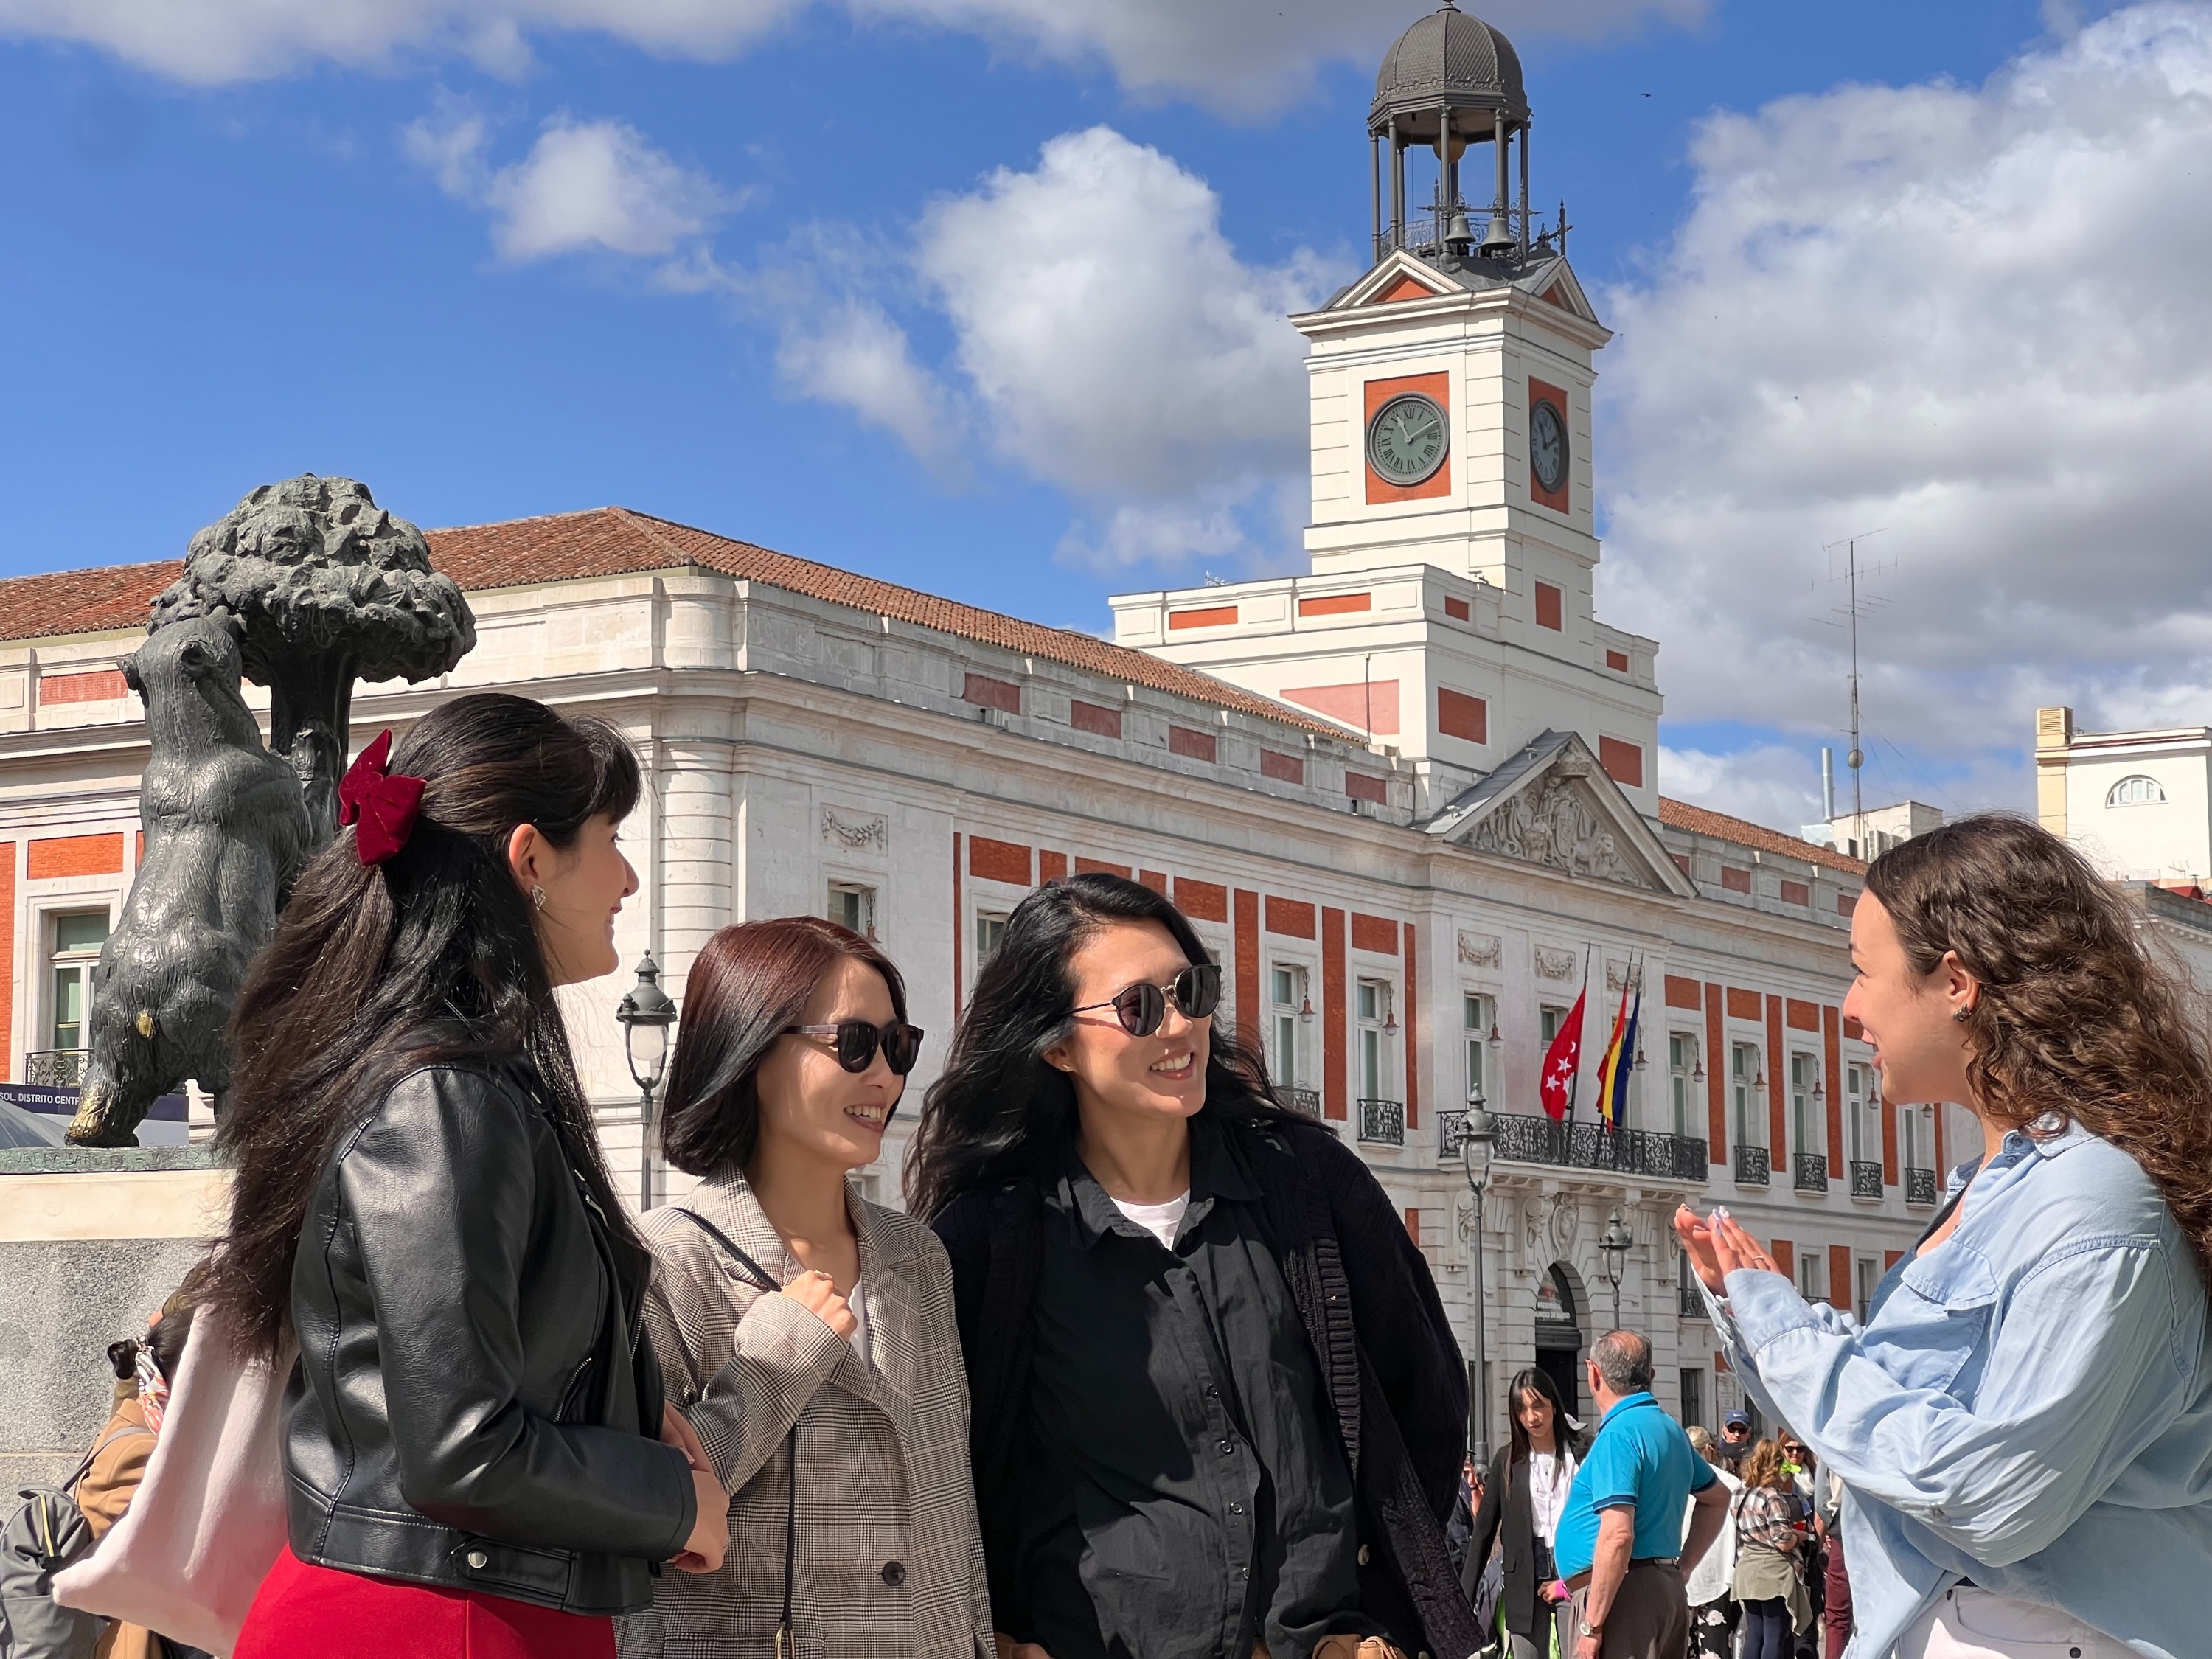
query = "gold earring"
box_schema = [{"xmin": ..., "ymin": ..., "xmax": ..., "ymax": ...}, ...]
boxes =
[{"xmin": 531, "ymin": 885, "xmax": 547, "ymax": 911}]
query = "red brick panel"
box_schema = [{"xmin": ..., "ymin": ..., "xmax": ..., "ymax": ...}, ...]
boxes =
[
  {"xmin": 1038, "ymin": 850, "xmax": 1069, "ymax": 882},
  {"xmin": 1534, "ymin": 582, "xmax": 1563, "ymax": 631},
  {"xmin": 1176, "ymin": 878, "xmax": 1228, "ymax": 923},
  {"xmin": 1169, "ymin": 726, "xmax": 1217, "ymax": 762},
  {"xmin": 1298, "ymin": 593, "xmax": 1371, "ymax": 617},
  {"xmin": 1345, "ymin": 772, "xmax": 1387, "ymax": 804},
  {"xmin": 952, "ymin": 833, "xmax": 963, "ymax": 1017},
  {"xmin": 1604, "ymin": 649, "xmax": 1630, "ymax": 672},
  {"xmin": 1665, "ymin": 975, "xmax": 1702, "ymax": 1011},
  {"xmin": 1364, "ymin": 371, "xmax": 1453, "ymax": 505},
  {"xmin": 28, "ymin": 833, "xmax": 125, "ymax": 879},
  {"xmin": 40, "ymin": 668, "xmax": 130, "ymax": 703},
  {"xmin": 1770, "ymin": 1239, "xmax": 1795, "ymax": 1281},
  {"xmin": 1882, "ymin": 1085, "xmax": 1899, "ymax": 1185},
  {"xmin": 1780, "ymin": 880, "xmax": 1810, "ymax": 907},
  {"xmin": 1529, "ymin": 377, "xmax": 1571, "ymax": 514},
  {"xmin": 1234, "ymin": 889, "xmax": 1260, "ymax": 1047},
  {"xmin": 1885, "ymin": 1249, "xmax": 1904, "ymax": 1273},
  {"xmin": 1169, "ymin": 605, "xmax": 1239, "ymax": 630},
  {"xmin": 1843, "ymin": 1015, "xmax": 1864, "ymax": 1040},
  {"xmin": 1705, "ymin": 981, "xmax": 1727, "ymax": 1164},
  {"xmin": 1074, "ymin": 855, "xmax": 1131, "ymax": 879},
  {"xmin": 962, "ymin": 672, "xmax": 1020, "ymax": 714},
  {"xmin": 1265, "ymin": 897, "xmax": 1317, "ymax": 939},
  {"xmin": 1349, "ymin": 914, "xmax": 1398, "ymax": 955},
  {"xmin": 1261, "ymin": 751, "xmax": 1305, "ymax": 785},
  {"xmin": 1786, "ymin": 998, "xmax": 1820, "ymax": 1032},
  {"xmin": 1281, "ymin": 680, "xmax": 1399, "ymax": 737},
  {"xmin": 1444, "ymin": 597, "xmax": 1470, "ymax": 622},
  {"xmin": 1829, "ymin": 1245, "xmax": 1852, "ymax": 1311},
  {"xmin": 1323, "ymin": 908, "xmax": 1348, "ymax": 1120},
  {"xmin": 1839, "ymin": 892, "xmax": 1857, "ymax": 917},
  {"xmin": 1766, "ymin": 995, "xmax": 1787, "ymax": 1157},
  {"xmin": 1935, "ymin": 1103, "xmax": 1948, "ymax": 1177},
  {"xmin": 1374, "ymin": 274, "xmax": 1438, "ymax": 304},
  {"xmin": 1823, "ymin": 1005, "xmax": 1844, "ymax": 1174},
  {"xmin": 1437, "ymin": 688, "xmax": 1487, "ymax": 745},
  {"xmin": 968, "ymin": 837, "xmax": 1032, "ymax": 886},
  {"xmin": 1069, "ymin": 699, "xmax": 1122, "ymax": 738},
  {"xmin": 1725, "ymin": 987, "xmax": 1761, "ymax": 1023},
  {"xmin": 1402, "ymin": 921, "xmax": 1419, "ymax": 1130},
  {"xmin": 1138, "ymin": 869, "xmax": 1169, "ymax": 894},
  {"xmin": 1720, "ymin": 866, "xmax": 1752, "ymax": 894},
  {"xmin": 1598, "ymin": 737, "xmax": 1643, "ymax": 789}
]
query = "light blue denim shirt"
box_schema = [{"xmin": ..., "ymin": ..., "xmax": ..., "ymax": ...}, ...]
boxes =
[{"xmin": 1704, "ymin": 1119, "xmax": 2212, "ymax": 1658}]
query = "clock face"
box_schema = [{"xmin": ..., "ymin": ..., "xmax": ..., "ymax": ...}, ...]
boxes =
[
  {"xmin": 1531, "ymin": 398, "xmax": 1568, "ymax": 495},
  {"xmin": 1367, "ymin": 392, "xmax": 1448, "ymax": 487}
]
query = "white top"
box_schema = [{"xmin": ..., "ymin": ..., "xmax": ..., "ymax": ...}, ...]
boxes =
[
  {"xmin": 1113, "ymin": 1191, "xmax": 1191, "ymax": 1250},
  {"xmin": 846, "ymin": 1277, "xmax": 874, "ymax": 1374},
  {"xmin": 1682, "ymin": 1464, "xmax": 1741, "ymax": 1605},
  {"xmin": 1528, "ymin": 1447, "xmax": 1578, "ymax": 1544}
]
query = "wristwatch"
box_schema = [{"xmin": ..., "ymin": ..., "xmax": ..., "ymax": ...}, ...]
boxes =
[{"xmin": 1577, "ymin": 1618, "xmax": 1602, "ymax": 1639}]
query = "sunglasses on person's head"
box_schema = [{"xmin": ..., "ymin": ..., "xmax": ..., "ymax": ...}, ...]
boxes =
[
  {"xmin": 782, "ymin": 1019, "xmax": 925, "ymax": 1075},
  {"xmin": 1070, "ymin": 961, "xmax": 1222, "ymax": 1037}
]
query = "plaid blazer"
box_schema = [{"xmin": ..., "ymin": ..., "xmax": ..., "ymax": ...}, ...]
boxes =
[{"xmin": 616, "ymin": 1178, "xmax": 992, "ymax": 1659}]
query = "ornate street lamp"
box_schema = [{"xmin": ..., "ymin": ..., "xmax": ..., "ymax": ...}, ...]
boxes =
[
  {"xmin": 615, "ymin": 950, "xmax": 678, "ymax": 1211},
  {"xmin": 1599, "ymin": 1206, "xmax": 1633, "ymax": 1329},
  {"xmin": 1458, "ymin": 1088, "xmax": 1498, "ymax": 1462}
]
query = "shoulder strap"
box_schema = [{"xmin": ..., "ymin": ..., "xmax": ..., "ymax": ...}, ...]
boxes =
[
  {"xmin": 667, "ymin": 1206, "xmax": 782, "ymax": 1295},
  {"xmin": 63, "ymin": 1421, "xmax": 153, "ymax": 1495}
]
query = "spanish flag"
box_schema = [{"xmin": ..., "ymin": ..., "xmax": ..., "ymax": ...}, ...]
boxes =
[{"xmin": 1593, "ymin": 970, "xmax": 1634, "ymax": 1131}]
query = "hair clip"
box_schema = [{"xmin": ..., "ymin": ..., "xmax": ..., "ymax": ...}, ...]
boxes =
[{"xmin": 338, "ymin": 730, "xmax": 426, "ymax": 867}]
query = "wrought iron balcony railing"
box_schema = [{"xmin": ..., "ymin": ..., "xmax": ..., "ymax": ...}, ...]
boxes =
[
  {"xmin": 1794, "ymin": 1152, "xmax": 1829, "ymax": 1193},
  {"xmin": 1734, "ymin": 1144, "xmax": 1771, "ymax": 1187},
  {"xmin": 1357, "ymin": 1097, "xmax": 1405, "ymax": 1147},
  {"xmin": 1905, "ymin": 1166, "xmax": 1940, "ymax": 1207},
  {"xmin": 1679, "ymin": 1284, "xmax": 1708, "ymax": 1320},
  {"xmin": 1284, "ymin": 1087, "xmax": 1322, "ymax": 1120},
  {"xmin": 24, "ymin": 1048, "xmax": 86, "ymax": 1088},
  {"xmin": 1451, "ymin": 1111, "xmax": 1708, "ymax": 1182},
  {"xmin": 1849, "ymin": 1160, "xmax": 1885, "ymax": 1200}
]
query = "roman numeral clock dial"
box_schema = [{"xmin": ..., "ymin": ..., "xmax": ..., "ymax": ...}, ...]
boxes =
[{"xmin": 1366, "ymin": 392, "xmax": 1447, "ymax": 487}]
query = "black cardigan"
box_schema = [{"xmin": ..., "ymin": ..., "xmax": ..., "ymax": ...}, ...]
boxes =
[{"xmin": 933, "ymin": 1108, "xmax": 1483, "ymax": 1659}]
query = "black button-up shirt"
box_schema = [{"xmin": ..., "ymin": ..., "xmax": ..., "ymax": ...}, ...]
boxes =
[{"xmin": 1015, "ymin": 1112, "xmax": 1371, "ymax": 1659}]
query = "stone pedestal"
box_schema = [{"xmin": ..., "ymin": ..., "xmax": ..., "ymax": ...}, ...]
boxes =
[{"xmin": 0, "ymin": 1149, "xmax": 225, "ymax": 1488}]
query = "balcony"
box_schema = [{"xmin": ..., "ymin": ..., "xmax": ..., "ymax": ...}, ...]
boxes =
[
  {"xmin": 1357, "ymin": 1097, "xmax": 1405, "ymax": 1147},
  {"xmin": 1849, "ymin": 1160, "xmax": 1885, "ymax": 1200},
  {"xmin": 1453, "ymin": 1110, "xmax": 1708, "ymax": 1182},
  {"xmin": 1679, "ymin": 1284, "xmax": 1708, "ymax": 1320},
  {"xmin": 1734, "ymin": 1144, "xmax": 1770, "ymax": 1187},
  {"xmin": 1794, "ymin": 1152, "xmax": 1829, "ymax": 1193},
  {"xmin": 24, "ymin": 1048, "xmax": 86, "ymax": 1088},
  {"xmin": 1905, "ymin": 1166, "xmax": 1940, "ymax": 1207},
  {"xmin": 1284, "ymin": 1087, "xmax": 1322, "ymax": 1120}
]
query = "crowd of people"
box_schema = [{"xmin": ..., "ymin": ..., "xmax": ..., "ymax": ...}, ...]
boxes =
[{"xmin": 24, "ymin": 693, "xmax": 2212, "ymax": 1659}]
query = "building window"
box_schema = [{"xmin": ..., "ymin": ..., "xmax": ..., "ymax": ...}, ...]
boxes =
[
  {"xmin": 1731, "ymin": 1043, "xmax": 1763, "ymax": 1149},
  {"xmin": 974, "ymin": 910, "xmax": 1009, "ymax": 967},
  {"xmin": 1669, "ymin": 1033, "xmax": 1696, "ymax": 1141},
  {"xmin": 1856, "ymin": 1256, "xmax": 1879, "ymax": 1324},
  {"xmin": 1680, "ymin": 1366, "xmax": 1705, "ymax": 1431},
  {"xmin": 1464, "ymin": 993, "xmax": 1492, "ymax": 1105},
  {"xmin": 1846, "ymin": 1062, "xmax": 1877, "ymax": 1164},
  {"xmin": 2107, "ymin": 774, "xmax": 2167, "ymax": 807},
  {"xmin": 1796, "ymin": 1248, "xmax": 1828, "ymax": 1304},
  {"xmin": 49, "ymin": 911, "xmax": 109, "ymax": 1053},
  {"xmin": 1272, "ymin": 965, "xmax": 1309, "ymax": 1091},
  {"xmin": 1790, "ymin": 1053, "xmax": 1821, "ymax": 1160},
  {"xmin": 1357, "ymin": 979, "xmax": 1391, "ymax": 1098},
  {"xmin": 1902, "ymin": 1102, "xmax": 1930, "ymax": 1172},
  {"xmin": 1541, "ymin": 1004, "xmax": 1567, "ymax": 1046},
  {"xmin": 827, "ymin": 881, "xmax": 877, "ymax": 939}
]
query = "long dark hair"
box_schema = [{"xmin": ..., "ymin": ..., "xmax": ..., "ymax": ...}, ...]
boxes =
[
  {"xmin": 204, "ymin": 692, "xmax": 642, "ymax": 1360},
  {"xmin": 658, "ymin": 917, "xmax": 910, "ymax": 1181},
  {"xmin": 1504, "ymin": 1365, "xmax": 1582, "ymax": 1467},
  {"xmin": 1865, "ymin": 813, "xmax": 2212, "ymax": 1280},
  {"xmin": 905, "ymin": 872, "xmax": 1284, "ymax": 1221}
]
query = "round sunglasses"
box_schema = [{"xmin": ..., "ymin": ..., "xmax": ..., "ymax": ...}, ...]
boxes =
[
  {"xmin": 782, "ymin": 1018, "xmax": 925, "ymax": 1075},
  {"xmin": 1071, "ymin": 961, "xmax": 1222, "ymax": 1037}
]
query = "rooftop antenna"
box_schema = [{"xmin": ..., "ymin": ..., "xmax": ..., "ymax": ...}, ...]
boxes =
[{"xmin": 1811, "ymin": 530, "xmax": 1895, "ymax": 850}]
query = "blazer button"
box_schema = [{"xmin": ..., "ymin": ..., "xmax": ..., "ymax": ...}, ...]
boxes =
[
  {"xmin": 880, "ymin": 1559, "xmax": 908, "ymax": 1587},
  {"xmin": 465, "ymin": 1548, "xmax": 488, "ymax": 1570},
  {"xmin": 1357, "ymin": 1545, "xmax": 1371, "ymax": 1566}
]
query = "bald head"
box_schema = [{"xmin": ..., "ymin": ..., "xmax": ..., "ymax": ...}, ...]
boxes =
[{"xmin": 1590, "ymin": 1330, "xmax": 1655, "ymax": 1397}]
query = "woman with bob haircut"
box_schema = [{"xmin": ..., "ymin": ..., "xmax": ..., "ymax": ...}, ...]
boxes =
[
  {"xmin": 908, "ymin": 872, "xmax": 1480, "ymax": 1659},
  {"xmin": 1462, "ymin": 1366, "xmax": 1586, "ymax": 1659},
  {"xmin": 1678, "ymin": 814, "xmax": 2212, "ymax": 1658},
  {"xmin": 209, "ymin": 694, "xmax": 728, "ymax": 1659},
  {"xmin": 621, "ymin": 917, "xmax": 991, "ymax": 1659}
]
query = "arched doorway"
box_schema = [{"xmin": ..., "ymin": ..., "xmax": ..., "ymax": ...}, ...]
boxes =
[{"xmin": 1534, "ymin": 1262, "xmax": 1584, "ymax": 1425}]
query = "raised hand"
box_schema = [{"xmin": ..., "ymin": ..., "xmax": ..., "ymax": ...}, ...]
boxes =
[{"xmin": 781, "ymin": 1268, "xmax": 858, "ymax": 1340}]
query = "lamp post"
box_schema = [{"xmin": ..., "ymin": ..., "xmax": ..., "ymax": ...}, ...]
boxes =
[
  {"xmin": 1458, "ymin": 1088, "xmax": 1498, "ymax": 1463},
  {"xmin": 1599, "ymin": 1206, "xmax": 1633, "ymax": 1329},
  {"xmin": 615, "ymin": 950, "xmax": 678, "ymax": 1211}
]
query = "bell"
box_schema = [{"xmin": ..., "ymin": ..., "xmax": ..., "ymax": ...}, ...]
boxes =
[
  {"xmin": 1477, "ymin": 211, "xmax": 1516, "ymax": 256},
  {"xmin": 1443, "ymin": 209, "xmax": 1475, "ymax": 248}
]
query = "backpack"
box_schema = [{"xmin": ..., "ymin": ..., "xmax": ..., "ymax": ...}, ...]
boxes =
[{"xmin": 0, "ymin": 1422, "xmax": 150, "ymax": 1659}]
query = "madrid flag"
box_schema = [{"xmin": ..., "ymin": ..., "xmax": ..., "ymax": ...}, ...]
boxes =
[{"xmin": 1540, "ymin": 989, "xmax": 1587, "ymax": 1123}]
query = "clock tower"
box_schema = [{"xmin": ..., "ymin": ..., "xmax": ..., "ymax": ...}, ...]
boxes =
[{"xmin": 1111, "ymin": 1, "xmax": 1663, "ymax": 827}]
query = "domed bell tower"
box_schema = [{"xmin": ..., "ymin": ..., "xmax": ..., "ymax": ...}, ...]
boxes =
[{"xmin": 1110, "ymin": 4, "xmax": 1663, "ymax": 828}]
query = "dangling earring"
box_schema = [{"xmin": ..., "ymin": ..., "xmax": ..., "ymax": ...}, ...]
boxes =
[{"xmin": 531, "ymin": 885, "xmax": 547, "ymax": 911}]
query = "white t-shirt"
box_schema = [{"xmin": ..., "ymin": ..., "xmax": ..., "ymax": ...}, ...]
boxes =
[
  {"xmin": 1113, "ymin": 1192, "xmax": 1191, "ymax": 1250},
  {"xmin": 846, "ymin": 1277, "xmax": 874, "ymax": 1373},
  {"xmin": 1528, "ymin": 1447, "xmax": 1578, "ymax": 1544}
]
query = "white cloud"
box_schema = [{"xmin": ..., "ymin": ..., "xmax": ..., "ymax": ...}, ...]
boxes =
[
  {"xmin": 772, "ymin": 297, "xmax": 968, "ymax": 475},
  {"xmin": 405, "ymin": 105, "xmax": 736, "ymax": 270},
  {"xmin": 1659, "ymin": 744, "xmax": 1824, "ymax": 832},
  {"xmin": 0, "ymin": 0, "xmax": 1699, "ymax": 109},
  {"xmin": 1601, "ymin": 4, "xmax": 2212, "ymax": 779}
]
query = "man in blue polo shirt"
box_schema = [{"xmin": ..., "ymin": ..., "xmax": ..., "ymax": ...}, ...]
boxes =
[{"xmin": 1553, "ymin": 1332, "xmax": 1730, "ymax": 1658}]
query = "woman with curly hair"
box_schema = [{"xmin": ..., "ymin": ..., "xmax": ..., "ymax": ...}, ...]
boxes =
[
  {"xmin": 1677, "ymin": 814, "xmax": 2212, "ymax": 1659},
  {"xmin": 1726, "ymin": 1441, "xmax": 1806, "ymax": 1659}
]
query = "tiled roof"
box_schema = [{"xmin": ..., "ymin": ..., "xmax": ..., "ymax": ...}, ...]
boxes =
[
  {"xmin": 0, "ymin": 507, "xmax": 1340, "ymax": 737},
  {"xmin": 1658, "ymin": 796, "xmax": 1866, "ymax": 877}
]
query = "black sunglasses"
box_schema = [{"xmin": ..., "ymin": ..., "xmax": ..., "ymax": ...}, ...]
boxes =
[
  {"xmin": 1071, "ymin": 961, "xmax": 1222, "ymax": 1037},
  {"xmin": 782, "ymin": 1019, "xmax": 925, "ymax": 1075}
]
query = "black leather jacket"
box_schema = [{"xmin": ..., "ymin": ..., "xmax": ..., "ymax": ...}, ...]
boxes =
[{"xmin": 284, "ymin": 1062, "xmax": 695, "ymax": 1615}]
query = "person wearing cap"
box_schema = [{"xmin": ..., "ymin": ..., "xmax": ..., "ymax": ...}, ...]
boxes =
[{"xmin": 1717, "ymin": 1413, "xmax": 1751, "ymax": 1478}]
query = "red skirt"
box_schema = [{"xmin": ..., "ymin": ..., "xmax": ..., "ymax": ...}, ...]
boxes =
[{"xmin": 234, "ymin": 1549, "xmax": 616, "ymax": 1659}]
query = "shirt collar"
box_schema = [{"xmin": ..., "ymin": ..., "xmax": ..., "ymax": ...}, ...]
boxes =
[
  {"xmin": 1598, "ymin": 1391, "xmax": 1658, "ymax": 1429},
  {"xmin": 1058, "ymin": 1107, "xmax": 1256, "ymax": 1251}
]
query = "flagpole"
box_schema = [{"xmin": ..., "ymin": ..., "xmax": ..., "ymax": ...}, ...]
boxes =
[{"xmin": 1564, "ymin": 943, "xmax": 1590, "ymax": 1133}]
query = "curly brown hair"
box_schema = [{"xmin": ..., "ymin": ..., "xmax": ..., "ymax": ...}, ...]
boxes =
[
  {"xmin": 1739, "ymin": 1439, "xmax": 1792, "ymax": 1492},
  {"xmin": 1865, "ymin": 813, "xmax": 2212, "ymax": 1280}
]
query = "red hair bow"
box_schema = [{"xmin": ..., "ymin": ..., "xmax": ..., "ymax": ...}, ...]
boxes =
[{"xmin": 338, "ymin": 729, "xmax": 426, "ymax": 867}]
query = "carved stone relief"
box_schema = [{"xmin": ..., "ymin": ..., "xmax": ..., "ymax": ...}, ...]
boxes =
[
  {"xmin": 1465, "ymin": 775, "xmax": 1647, "ymax": 888},
  {"xmin": 1534, "ymin": 945, "xmax": 1577, "ymax": 981},
  {"xmin": 1457, "ymin": 930, "xmax": 1502, "ymax": 968},
  {"xmin": 1548, "ymin": 1192, "xmax": 1579, "ymax": 1255},
  {"xmin": 1605, "ymin": 958, "xmax": 1645, "ymax": 994},
  {"xmin": 821, "ymin": 807, "xmax": 889, "ymax": 852}
]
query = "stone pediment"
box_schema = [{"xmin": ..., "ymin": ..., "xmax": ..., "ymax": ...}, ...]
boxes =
[{"xmin": 1425, "ymin": 730, "xmax": 1694, "ymax": 897}]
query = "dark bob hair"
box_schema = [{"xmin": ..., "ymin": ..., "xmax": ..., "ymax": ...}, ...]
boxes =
[
  {"xmin": 658, "ymin": 917, "xmax": 911, "ymax": 1181},
  {"xmin": 904, "ymin": 871, "xmax": 1285, "ymax": 1221}
]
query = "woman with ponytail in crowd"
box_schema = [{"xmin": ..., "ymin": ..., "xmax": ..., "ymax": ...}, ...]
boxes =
[
  {"xmin": 1677, "ymin": 814, "xmax": 2212, "ymax": 1659},
  {"xmin": 204, "ymin": 695, "xmax": 727, "ymax": 1659}
]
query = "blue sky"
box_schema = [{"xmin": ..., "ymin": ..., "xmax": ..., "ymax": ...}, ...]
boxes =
[{"xmin": 5, "ymin": 0, "xmax": 2205, "ymax": 830}]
